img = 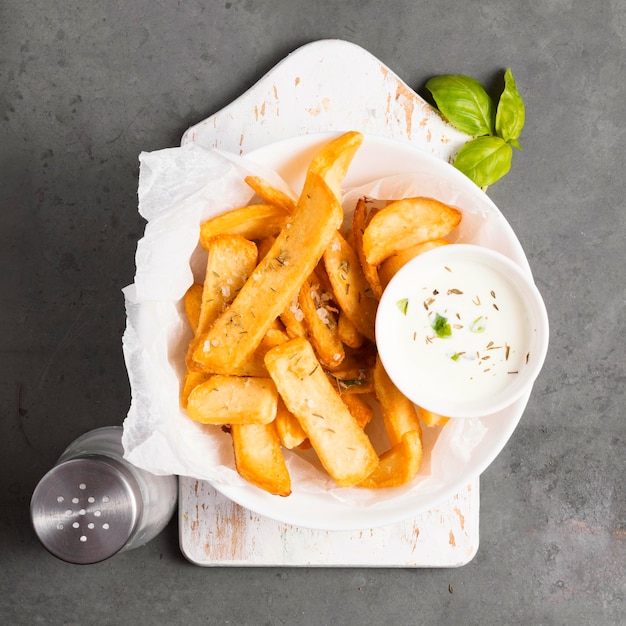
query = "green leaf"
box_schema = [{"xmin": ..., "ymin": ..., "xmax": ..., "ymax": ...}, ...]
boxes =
[
  {"xmin": 453, "ymin": 136, "xmax": 513, "ymax": 187},
  {"xmin": 495, "ymin": 68, "xmax": 525, "ymax": 144},
  {"xmin": 426, "ymin": 74, "xmax": 494, "ymax": 137}
]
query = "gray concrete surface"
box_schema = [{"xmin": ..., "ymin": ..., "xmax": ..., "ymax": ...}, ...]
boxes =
[{"xmin": 1, "ymin": 1, "xmax": 624, "ymax": 624}]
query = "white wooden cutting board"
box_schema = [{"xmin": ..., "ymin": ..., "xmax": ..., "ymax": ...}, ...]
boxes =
[{"xmin": 179, "ymin": 39, "xmax": 479, "ymax": 567}]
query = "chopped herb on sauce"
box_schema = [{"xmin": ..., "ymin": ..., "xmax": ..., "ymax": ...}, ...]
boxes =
[
  {"xmin": 432, "ymin": 313, "xmax": 452, "ymax": 338},
  {"xmin": 396, "ymin": 298, "xmax": 409, "ymax": 315},
  {"xmin": 470, "ymin": 315, "xmax": 486, "ymax": 333}
]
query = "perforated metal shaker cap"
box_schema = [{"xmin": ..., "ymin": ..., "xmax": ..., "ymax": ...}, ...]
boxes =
[{"xmin": 31, "ymin": 455, "xmax": 142, "ymax": 564}]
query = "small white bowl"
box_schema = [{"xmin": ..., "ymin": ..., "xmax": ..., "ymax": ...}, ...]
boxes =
[{"xmin": 376, "ymin": 244, "xmax": 549, "ymax": 419}]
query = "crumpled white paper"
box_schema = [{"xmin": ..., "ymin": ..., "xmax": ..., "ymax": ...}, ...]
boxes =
[{"xmin": 121, "ymin": 141, "xmax": 490, "ymax": 505}]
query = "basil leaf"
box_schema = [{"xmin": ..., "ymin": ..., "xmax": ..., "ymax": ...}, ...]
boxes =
[
  {"xmin": 426, "ymin": 74, "xmax": 494, "ymax": 137},
  {"xmin": 495, "ymin": 68, "xmax": 525, "ymax": 144},
  {"xmin": 453, "ymin": 136, "xmax": 512, "ymax": 187}
]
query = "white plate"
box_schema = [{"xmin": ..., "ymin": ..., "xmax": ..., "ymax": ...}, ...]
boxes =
[{"xmin": 204, "ymin": 131, "xmax": 534, "ymax": 531}]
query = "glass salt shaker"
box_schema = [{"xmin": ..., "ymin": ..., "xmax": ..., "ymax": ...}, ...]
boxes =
[{"xmin": 30, "ymin": 426, "xmax": 178, "ymax": 564}]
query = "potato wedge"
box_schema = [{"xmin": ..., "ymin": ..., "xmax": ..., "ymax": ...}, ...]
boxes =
[
  {"xmin": 280, "ymin": 295, "xmax": 308, "ymax": 340},
  {"xmin": 362, "ymin": 197, "xmax": 462, "ymax": 266},
  {"xmin": 188, "ymin": 351, "xmax": 269, "ymax": 377},
  {"xmin": 244, "ymin": 175, "xmax": 298, "ymax": 214},
  {"xmin": 264, "ymin": 338, "xmax": 379, "ymax": 487},
  {"xmin": 256, "ymin": 235, "xmax": 276, "ymax": 263},
  {"xmin": 186, "ymin": 375, "xmax": 278, "ymax": 425},
  {"xmin": 341, "ymin": 393, "xmax": 373, "ymax": 430},
  {"xmin": 359, "ymin": 430, "xmax": 423, "ymax": 488},
  {"xmin": 353, "ymin": 198, "xmax": 383, "ymax": 299},
  {"xmin": 378, "ymin": 238, "xmax": 450, "ymax": 289},
  {"xmin": 275, "ymin": 396, "xmax": 308, "ymax": 449},
  {"xmin": 337, "ymin": 310, "xmax": 365, "ymax": 349},
  {"xmin": 195, "ymin": 234, "xmax": 258, "ymax": 337},
  {"xmin": 309, "ymin": 131, "xmax": 364, "ymax": 201},
  {"xmin": 326, "ymin": 345, "xmax": 376, "ymax": 394},
  {"xmin": 180, "ymin": 369, "xmax": 209, "ymax": 409},
  {"xmin": 192, "ymin": 171, "xmax": 343, "ymax": 372},
  {"xmin": 298, "ymin": 270, "xmax": 344, "ymax": 369},
  {"xmin": 231, "ymin": 421, "xmax": 291, "ymax": 497},
  {"xmin": 199, "ymin": 204, "xmax": 288, "ymax": 249},
  {"xmin": 324, "ymin": 230, "xmax": 377, "ymax": 342},
  {"xmin": 328, "ymin": 370, "xmax": 374, "ymax": 395},
  {"xmin": 373, "ymin": 355, "xmax": 422, "ymax": 447},
  {"xmin": 183, "ymin": 282, "xmax": 203, "ymax": 332},
  {"xmin": 417, "ymin": 405, "xmax": 450, "ymax": 428}
]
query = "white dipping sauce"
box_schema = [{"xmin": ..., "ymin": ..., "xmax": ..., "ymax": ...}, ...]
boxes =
[
  {"xmin": 394, "ymin": 259, "xmax": 527, "ymax": 403},
  {"xmin": 376, "ymin": 244, "xmax": 545, "ymax": 418}
]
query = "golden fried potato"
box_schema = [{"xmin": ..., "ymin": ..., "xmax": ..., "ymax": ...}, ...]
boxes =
[
  {"xmin": 244, "ymin": 175, "xmax": 298, "ymax": 214},
  {"xmin": 308, "ymin": 131, "xmax": 364, "ymax": 201},
  {"xmin": 353, "ymin": 198, "xmax": 383, "ymax": 299},
  {"xmin": 378, "ymin": 238, "xmax": 450, "ymax": 289},
  {"xmin": 231, "ymin": 421, "xmax": 291, "ymax": 497},
  {"xmin": 362, "ymin": 197, "xmax": 462, "ymax": 266},
  {"xmin": 199, "ymin": 204, "xmax": 288, "ymax": 248},
  {"xmin": 192, "ymin": 171, "xmax": 344, "ymax": 372},
  {"xmin": 264, "ymin": 338, "xmax": 379, "ymax": 487},
  {"xmin": 341, "ymin": 393, "xmax": 373, "ymax": 430},
  {"xmin": 183, "ymin": 282, "xmax": 203, "ymax": 332},
  {"xmin": 279, "ymin": 295, "xmax": 308, "ymax": 340},
  {"xmin": 274, "ymin": 396, "xmax": 308, "ymax": 449},
  {"xmin": 417, "ymin": 405, "xmax": 451, "ymax": 427},
  {"xmin": 373, "ymin": 356, "xmax": 422, "ymax": 447},
  {"xmin": 337, "ymin": 310, "xmax": 365, "ymax": 349},
  {"xmin": 180, "ymin": 369, "xmax": 209, "ymax": 409},
  {"xmin": 186, "ymin": 375, "xmax": 278, "ymax": 425},
  {"xmin": 359, "ymin": 430, "xmax": 423, "ymax": 488},
  {"xmin": 195, "ymin": 234, "xmax": 258, "ymax": 337},
  {"xmin": 298, "ymin": 270, "xmax": 344, "ymax": 369},
  {"xmin": 323, "ymin": 230, "xmax": 378, "ymax": 342}
]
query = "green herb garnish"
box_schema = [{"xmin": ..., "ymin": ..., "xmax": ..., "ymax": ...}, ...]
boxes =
[
  {"xmin": 470, "ymin": 316, "xmax": 486, "ymax": 333},
  {"xmin": 339, "ymin": 379, "xmax": 367, "ymax": 388},
  {"xmin": 425, "ymin": 68, "xmax": 525, "ymax": 188},
  {"xmin": 451, "ymin": 352, "xmax": 460, "ymax": 361},
  {"xmin": 432, "ymin": 313, "xmax": 452, "ymax": 338},
  {"xmin": 396, "ymin": 298, "xmax": 409, "ymax": 315}
]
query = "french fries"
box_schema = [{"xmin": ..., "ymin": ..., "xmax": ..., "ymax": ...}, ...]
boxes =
[
  {"xmin": 373, "ymin": 355, "xmax": 422, "ymax": 447},
  {"xmin": 179, "ymin": 131, "xmax": 463, "ymax": 495},
  {"xmin": 186, "ymin": 375, "xmax": 278, "ymax": 425},
  {"xmin": 359, "ymin": 430, "xmax": 423, "ymax": 489},
  {"xmin": 195, "ymin": 234, "xmax": 258, "ymax": 337},
  {"xmin": 190, "ymin": 170, "xmax": 343, "ymax": 373},
  {"xmin": 417, "ymin": 405, "xmax": 450, "ymax": 428},
  {"xmin": 323, "ymin": 230, "xmax": 377, "ymax": 342},
  {"xmin": 353, "ymin": 198, "xmax": 383, "ymax": 299},
  {"xmin": 297, "ymin": 269, "xmax": 345, "ymax": 369},
  {"xmin": 378, "ymin": 238, "xmax": 450, "ymax": 290},
  {"xmin": 231, "ymin": 421, "xmax": 291, "ymax": 497},
  {"xmin": 183, "ymin": 282, "xmax": 203, "ymax": 332},
  {"xmin": 274, "ymin": 396, "xmax": 308, "ymax": 449},
  {"xmin": 244, "ymin": 175, "xmax": 298, "ymax": 215},
  {"xmin": 362, "ymin": 357, "xmax": 423, "ymax": 488},
  {"xmin": 199, "ymin": 204, "xmax": 288, "ymax": 248},
  {"xmin": 362, "ymin": 197, "xmax": 462, "ymax": 266},
  {"xmin": 264, "ymin": 338, "xmax": 379, "ymax": 487}
]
